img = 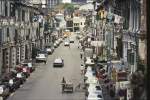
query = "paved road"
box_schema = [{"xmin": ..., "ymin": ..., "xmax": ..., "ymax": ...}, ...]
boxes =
[{"xmin": 8, "ymin": 35, "xmax": 85, "ymax": 100}]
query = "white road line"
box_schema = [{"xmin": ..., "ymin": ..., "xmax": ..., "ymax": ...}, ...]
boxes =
[{"xmin": 10, "ymin": 93, "xmax": 14, "ymax": 97}]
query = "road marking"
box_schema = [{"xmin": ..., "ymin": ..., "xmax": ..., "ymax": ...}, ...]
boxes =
[{"xmin": 10, "ymin": 93, "xmax": 14, "ymax": 97}]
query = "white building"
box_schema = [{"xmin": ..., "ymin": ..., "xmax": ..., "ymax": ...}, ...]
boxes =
[
  {"xmin": 62, "ymin": 0, "xmax": 72, "ymax": 3},
  {"xmin": 73, "ymin": 16, "xmax": 86, "ymax": 32},
  {"xmin": 55, "ymin": 13, "xmax": 66, "ymax": 37}
]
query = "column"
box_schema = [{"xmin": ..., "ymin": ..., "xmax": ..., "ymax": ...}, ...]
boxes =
[
  {"xmin": 123, "ymin": 41, "xmax": 128, "ymax": 63},
  {"xmin": 16, "ymin": 45, "xmax": 20, "ymax": 64},
  {"xmin": 20, "ymin": 44, "xmax": 25, "ymax": 63},
  {"xmin": 10, "ymin": 46, "xmax": 16, "ymax": 68},
  {"xmin": 0, "ymin": 48, "xmax": 2, "ymax": 75},
  {"xmin": 5, "ymin": 48, "xmax": 10, "ymax": 73}
]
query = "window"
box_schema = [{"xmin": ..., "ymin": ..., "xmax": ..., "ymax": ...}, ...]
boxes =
[
  {"xmin": 81, "ymin": 22, "xmax": 82, "ymax": 25},
  {"xmin": 0, "ymin": 29, "xmax": 2, "ymax": 45},
  {"xmin": 0, "ymin": 1, "xmax": 2, "ymax": 15},
  {"xmin": 22, "ymin": 10, "xmax": 25, "ymax": 21},
  {"xmin": 10, "ymin": 3, "xmax": 15, "ymax": 17},
  {"xmin": 5, "ymin": 2, "xmax": 7, "ymax": 16},
  {"xmin": 7, "ymin": 28, "xmax": 9, "ymax": 37}
]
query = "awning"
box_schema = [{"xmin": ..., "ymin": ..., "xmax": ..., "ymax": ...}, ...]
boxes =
[{"xmin": 91, "ymin": 41, "xmax": 105, "ymax": 47}]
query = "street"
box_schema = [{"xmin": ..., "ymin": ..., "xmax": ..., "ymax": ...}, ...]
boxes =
[{"xmin": 8, "ymin": 35, "xmax": 85, "ymax": 100}]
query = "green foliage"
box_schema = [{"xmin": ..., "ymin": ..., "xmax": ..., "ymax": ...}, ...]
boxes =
[{"xmin": 63, "ymin": 3, "xmax": 75, "ymax": 12}]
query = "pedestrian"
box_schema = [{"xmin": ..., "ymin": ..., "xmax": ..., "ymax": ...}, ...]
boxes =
[
  {"xmin": 61, "ymin": 77, "xmax": 66, "ymax": 92},
  {"xmin": 80, "ymin": 53, "xmax": 83, "ymax": 59},
  {"xmin": 61, "ymin": 77, "xmax": 66, "ymax": 84},
  {"xmin": 80, "ymin": 64, "xmax": 85, "ymax": 75},
  {"xmin": 44, "ymin": 60, "xmax": 47, "ymax": 64}
]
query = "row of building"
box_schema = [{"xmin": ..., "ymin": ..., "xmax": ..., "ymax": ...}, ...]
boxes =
[
  {"xmin": 88, "ymin": 0, "xmax": 147, "ymax": 100},
  {"xmin": 0, "ymin": 0, "xmax": 47, "ymax": 75},
  {"xmin": 0, "ymin": 0, "xmax": 92, "ymax": 76}
]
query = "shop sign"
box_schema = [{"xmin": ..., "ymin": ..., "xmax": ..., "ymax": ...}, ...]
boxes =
[{"xmin": 117, "ymin": 72, "xmax": 127, "ymax": 82}]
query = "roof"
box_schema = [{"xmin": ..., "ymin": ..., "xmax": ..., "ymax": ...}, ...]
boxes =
[{"xmin": 54, "ymin": 58, "xmax": 63, "ymax": 63}]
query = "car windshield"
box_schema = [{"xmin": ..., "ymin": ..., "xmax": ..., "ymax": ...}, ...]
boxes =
[{"xmin": 38, "ymin": 54, "xmax": 45, "ymax": 57}]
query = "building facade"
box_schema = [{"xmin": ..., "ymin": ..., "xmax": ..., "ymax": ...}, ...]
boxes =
[
  {"xmin": 0, "ymin": 0, "xmax": 44, "ymax": 75},
  {"xmin": 46, "ymin": 0, "xmax": 61, "ymax": 9}
]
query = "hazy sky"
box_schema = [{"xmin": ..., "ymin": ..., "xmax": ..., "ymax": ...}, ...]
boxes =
[{"xmin": 62, "ymin": 0, "xmax": 72, "ymax": 3}]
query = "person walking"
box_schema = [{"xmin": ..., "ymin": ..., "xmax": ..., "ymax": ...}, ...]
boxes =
[
  {"xmin": 80, "ymin": 51, "xmax": 84, "ymax": 59},
  {"xmin": 80, "ymin": 64, "xmax": 85, "ymax": 75}
]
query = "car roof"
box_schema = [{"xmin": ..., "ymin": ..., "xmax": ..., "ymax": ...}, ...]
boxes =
[{"xmin": 54, "ymin": 58, "xmax": 63, "ymax": 62}]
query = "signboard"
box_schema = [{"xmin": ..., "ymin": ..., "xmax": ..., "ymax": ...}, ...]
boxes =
[{"xmin": 117, "ymin": 72, "xmax": 127, "ymax": 82}]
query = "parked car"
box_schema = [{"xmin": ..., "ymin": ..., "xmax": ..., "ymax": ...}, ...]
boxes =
[
  {"xmin": 0, "ymin": 82, "xmax": 10, "ymax": 99},
  {"xmin": 7, "ymin": 78, "xmax": 21, "ymax": 92},
  {"xmin": 87, "ymin": 84, "xmax": 102, "ymax": 95},
  {"xmin": 35, "ymin": 53, "xmax": 47, "ymax": 63},
  {"xmin": 16, "ymin": 72, "xmax": 26, "ymax": 84},
  {"xmin": 45, "ymin": 44, "xmax": 54, "ymax": 53},
  {"xmin": 45, "ymin": 47, "xmax": 53, "ymax": 55},
  {"xmin": 1, "ymin": 71, "xmax": 21, "ymax": 92},
  {"xmin": 53, "ymin": 58, "xmax": 64, "ymax": 67},
  {"xmin": 85, "ymin": 76, "xmax": 98, "ymax": 84},
  {"xmin": 54, "ymin": 43, "xmax": 58, "ymax": 48},
  {"xmin": 64, "ymin": 41, "xmax": 70, "ymax": 46},
  {"xmin": 22, "ymin": 62, "xmax": 35, "ymax": 73},
  {"xmin": 55, "ymin": 40, "xmax": 60, "ymax": 46},
  {"xmin": 58, "ymin": 38, "xmax": 63, "ymax": 43},
  {"xmin": 85, "ymin": 57, "xmax": 95, "ymax": 66},
  {"xmin": 86, "ymin": 93, "xmax": 104, "ymax": 100}
]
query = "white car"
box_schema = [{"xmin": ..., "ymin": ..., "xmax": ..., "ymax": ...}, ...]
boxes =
[
  {"xmin": 53, "ymin": 58, "xmax": 64, "ymax": 67},
  {"xmin": 85, "ymin": 70, "xmax": 95, "ymax": 78},
  {"xmin": 69, "ymin": 38, "xmax": 74, "ymax": 43},
  {"xmin": 85, "ymin": 57, "xmax": 95, "ymax": 66},
  {"xmin": 88, "ymin": 84, "xmax": 102, "ymax": 94},
  {"xmin": 64, "ymin": 41, "xmax": 70, "ymax": 46},
  {"xmin": 36, "ymin": 53, "xmax": 47, "ymax": 63},
  {"xmin": 86, "ymin": 93, "xmax": 104, "ymax": 100},
  {"xmin": 85, "ymin": 77, "xmax": 99, "ymax": 84}
]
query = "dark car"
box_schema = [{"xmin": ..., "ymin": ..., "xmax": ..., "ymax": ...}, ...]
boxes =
[
  {"xmin": 1, "ymin": 71, "xmax": 21, "ymax": 92},
  {"xmin": 5, "ymin": 78, "xmax": 21, "ymax": 92},
  {"xmin": 45, "ymin": 44, "xmax": 54, "ymax": 55},
  {"xmin": 15, "ymin": 72, "xmax": 26, "ymax": 84},
  {"xmin": 0, "ymin": 82, "xmax": 10, "ymax": 100}
]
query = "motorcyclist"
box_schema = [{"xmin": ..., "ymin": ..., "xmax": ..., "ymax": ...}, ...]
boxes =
[
  {"xmin": 80, "ymin": 64, "xmax": 85, "ymax": 75},
  {"xmin": 61, "ymin": 77, "xmax": 66, "ymax": 92},
  {"xmin": 61, "ymin": 77, "xmax": 66, "ymax": 84}
]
